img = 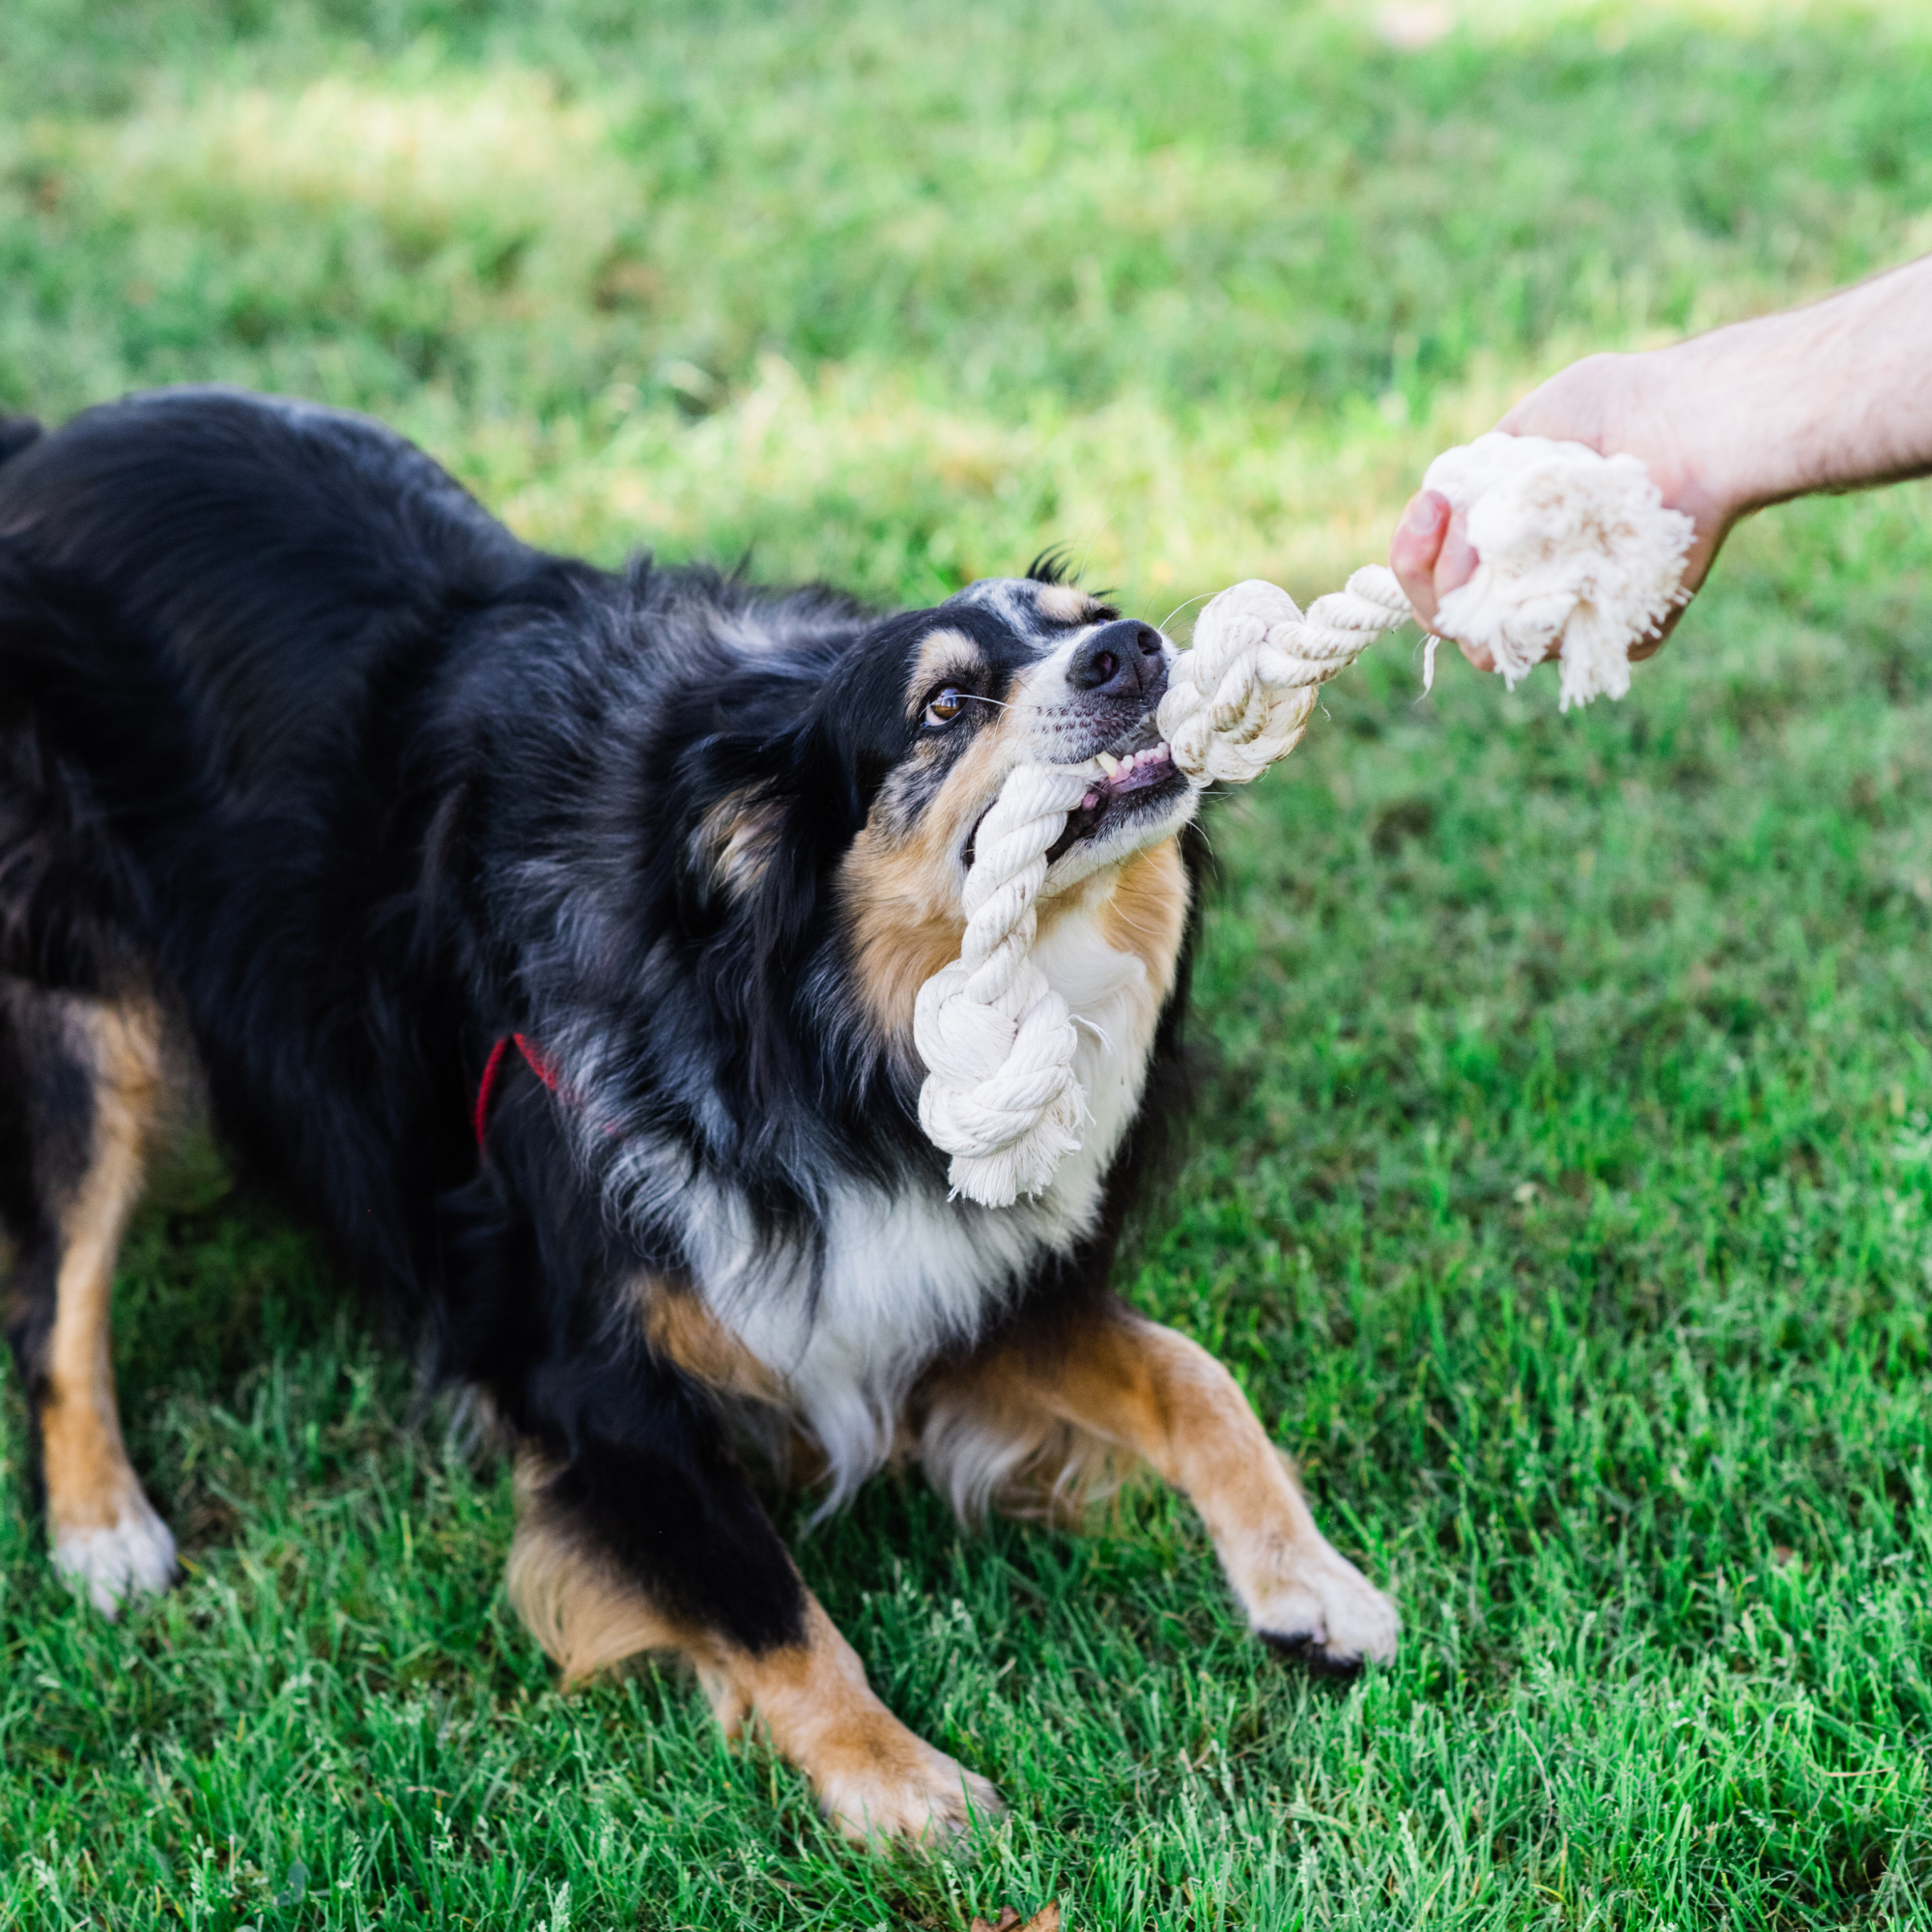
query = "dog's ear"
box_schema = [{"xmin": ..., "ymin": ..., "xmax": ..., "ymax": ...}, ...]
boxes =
[
  {"xmin": 679, "ymin": 704, "xmax": 876, "ymax": 923},
  {"xmin": 742, "ymin": 718, "xmax": 867, "ymax": 970},
  {"xmin": 662, "ymin": 618, "xmax": 915, "ymax": 1113},
  {"xmin": 671, "ymin": 698, "xmax": 887, "ymax": 1111},
  {"xmin": 720, "ymin": 634, "xmax": 906, "ymax": 925}
]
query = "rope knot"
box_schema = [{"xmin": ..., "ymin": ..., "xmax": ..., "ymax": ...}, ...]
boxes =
[{"xmin": 911, "ymin": 766, "xmax": 1095, "ymax": 1206}]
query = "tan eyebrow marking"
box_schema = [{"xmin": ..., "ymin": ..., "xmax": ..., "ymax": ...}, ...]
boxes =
[
  {"xmin": 1034, "ymin": 582, "xmax": 1102, "ymax": 625},
  {"xmin": 905, "ymin": 627, "xmax": 981, "ymax": 720}
]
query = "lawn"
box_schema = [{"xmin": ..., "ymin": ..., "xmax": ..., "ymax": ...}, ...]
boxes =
[{"xmin": 5, "ymin": 1, "xmax": 1932, "ymax": 1925}]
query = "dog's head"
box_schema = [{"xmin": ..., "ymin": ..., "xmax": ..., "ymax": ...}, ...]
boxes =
[
  {"xmin": 687, "ymin": 572, "xmax": 1193, "ymax": 910},
  {"xmin": 670, "ymin": 571, "xmax": 1196, "ymax": 1070},
  {"xmin": 805, "ymin": 573, "xmax": 1197, "ymax": 1058},
  {"xmin": 852, "ymin": 574, "xmax": 1193, "ymax": 898}
]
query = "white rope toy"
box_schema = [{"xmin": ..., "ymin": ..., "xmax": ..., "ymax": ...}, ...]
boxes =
[
  {"xmin": 1423, "ymin": 433, "xmax": 1694, "ymax": 710},
  {"xmin": 912, "ymin": 763, "xmax": 1094, "ymax": 1206},
  {"xmin": 916, "ymin": 438, "xmax": 1691, "ymax": 1207}
]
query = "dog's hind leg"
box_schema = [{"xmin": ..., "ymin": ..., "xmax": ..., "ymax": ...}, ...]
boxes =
[
  {"xmin": 0, "ymin": 981, "xmax": 175, "ymax": 1613},
  {"xmin": 918, "ymin": 1304, "xmax": 1399, "ymax": 1674},
  {"xmin": 505, "ymin": 1442, "xmax": 1004, "ymax": 1844}
]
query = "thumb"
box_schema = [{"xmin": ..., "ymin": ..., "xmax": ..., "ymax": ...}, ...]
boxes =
[{"xmin": 1389, "ymin": 491, "xmax": 1450, "ymax": 627}]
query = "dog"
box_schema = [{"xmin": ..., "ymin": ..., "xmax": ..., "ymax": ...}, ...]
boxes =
[{"xmin": 0, "ymin": 386, "xmax": 1397, "ymax": 1842}]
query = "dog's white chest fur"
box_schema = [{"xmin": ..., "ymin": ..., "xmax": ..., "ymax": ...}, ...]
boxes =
[{"xmin": 688, "ymin": 907, "xmax": 1163, "ymax": 1504}]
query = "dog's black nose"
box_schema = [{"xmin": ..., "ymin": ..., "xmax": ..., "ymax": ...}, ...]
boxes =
[{"xmin": 1067, "ymin": 619, "xmax": 1163, "ymax": 700}]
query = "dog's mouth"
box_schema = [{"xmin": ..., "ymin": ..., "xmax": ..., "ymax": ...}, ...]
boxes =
[
  {"xmin": 1043, "ymin": 722, "xmax": 1188, "ymax": 865},
  {"xmin": 958, "ymin": 719, "xmax": 1191, "ymax": 874}
]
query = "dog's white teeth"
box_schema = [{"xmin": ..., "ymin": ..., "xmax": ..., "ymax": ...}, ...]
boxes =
[{"xmin": 1095, "ymin": 751, "xmax": 1122, "ymax": 776}]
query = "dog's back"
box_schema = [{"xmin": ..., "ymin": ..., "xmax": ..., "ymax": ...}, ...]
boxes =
[
  {"xmin": 0, "ymin": 387, "xmax": 545, "ymax": 802},
  {"xmin": 0, "ymin": 390, "xmax": 562, "ymax": 1277}
]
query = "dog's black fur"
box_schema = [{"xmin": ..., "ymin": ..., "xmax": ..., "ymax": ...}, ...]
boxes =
[{"xmin": 0, "ymin": 387, "xmax": 1199, "ymax": 1658}]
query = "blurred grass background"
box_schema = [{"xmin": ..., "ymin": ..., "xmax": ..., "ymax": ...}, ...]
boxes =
[{"xmin": 4, "ymin": 1, "xmax": 1932, "ymax": 1926}]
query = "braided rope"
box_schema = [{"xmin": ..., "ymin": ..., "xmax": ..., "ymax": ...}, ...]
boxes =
[
  {"xmin": 915, "ymin": 440, "xmax": 1692, "ymax": 1208},
  {"xmin": 913, "ymin": 765, "xmax": 1095, "ymax": 1206},
  {"xmin": 1158, "ymin": 567, "xmax": 1412, "ymax": 783}
]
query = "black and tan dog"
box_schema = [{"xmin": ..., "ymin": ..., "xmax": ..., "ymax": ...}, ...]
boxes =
[{"xmin": 0, "ymin": 387, "xmax": 1397, "ymax": 1841}]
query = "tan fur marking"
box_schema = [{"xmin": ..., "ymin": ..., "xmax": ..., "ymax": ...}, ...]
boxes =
[
  {"xmin": 917, "ymin": 1315, "xmax": 1252, "ymax": 1532},
  {"xmin": 706, "ymin": 1595, "xmax": 1001, "ymax": 1842},
  {"xmin": 1033, "ymin": 582, "xmax": 1102, "ymax": 625},
  {"xmin": 839, "ymin": 841, "xmax": 965, "ymax": 1053},
  {"xmin": 641, "ymin": 1282, "xmax": 788, "ymax": 1405},
  {"xmin": 838, "ymin": 715, "xmax": 1013, "ymax": 1044},
  {"xmin": 41, "ymin": 1000, "xmax": 162, "ymax": 1544},
  {"xmin": 942, "ymin": 1315, "xmax": 1315, "ymax": 1561},
  {"xmin": 1049, "ymin": 1321, "xmax": 1320, "ymax": 1578},
  {"xmin": 1094, "ymin": 836, "xmax": 1189, "ymax": 1003},
  {"xmin": 841, "ymin": 810, "xmax": 1186, "ymax": 1060},
  {"xmin": 505, "ymin": 1452, "xmax": 696, "ymax": 1682}
]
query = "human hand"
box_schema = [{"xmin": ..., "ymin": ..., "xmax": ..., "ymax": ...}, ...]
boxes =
[
  {"xmin": 1388, "ymin": 349, "xmax": 1741, "ymax": 670},
  {"xmin": 1389, "ymin": 257, "xmax": 1932, "ymax": 676}
]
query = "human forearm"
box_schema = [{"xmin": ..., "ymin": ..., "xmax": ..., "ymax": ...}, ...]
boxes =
[{"xmin": 1634, "ymin": 252, "xmax": 1932, "ymax": 517}]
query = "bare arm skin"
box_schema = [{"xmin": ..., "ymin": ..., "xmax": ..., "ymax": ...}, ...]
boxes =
[{"xmin": 1390, "ymin": 252, "xmax": 1932, "ymax": 669}]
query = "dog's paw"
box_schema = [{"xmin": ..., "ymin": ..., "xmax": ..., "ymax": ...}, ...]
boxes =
[
  {"xmin": 817, "ymin": 1732, "xmax": 1007, "ymax": 1848},
  {"xmin": 1251, "ymin": 1542, "xmax": 1398, "ymax": 1676},
  {"xmin": 52, "ymin": 1496, "xmax": 178, "ymax": 1617}
]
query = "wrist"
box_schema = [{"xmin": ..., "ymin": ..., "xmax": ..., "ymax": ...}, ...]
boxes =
[{"xmin": 1638, "ymin": 330, "xmax": 1795, "ymax": 527}]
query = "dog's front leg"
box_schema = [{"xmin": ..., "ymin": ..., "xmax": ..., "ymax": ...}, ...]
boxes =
[
  {"xmin": 505, "ymin": 1447, "xmax": 1002, "ymax": 1844},
  {"xmin": 923, "ymin": 1308, "xmax": 1399, "ymax": 1672},
  {"xmin": 688, "ymin": 1592, "xmax": 1005, "ymax": 1845}
]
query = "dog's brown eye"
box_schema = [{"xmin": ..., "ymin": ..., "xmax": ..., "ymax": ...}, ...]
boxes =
[{"xmin": 923, "ymin": 688, "xmax": 965, "ymax": 727}]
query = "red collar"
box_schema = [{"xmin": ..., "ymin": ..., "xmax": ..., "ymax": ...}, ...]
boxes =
[{"xmin": 473, "ymin": 1033, "xmax": 561, "ymax": 1149}]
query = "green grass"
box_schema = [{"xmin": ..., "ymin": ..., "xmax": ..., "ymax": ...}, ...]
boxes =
[{"xmin": 5, "ymin": 0, "xmax": 1932, "ymax": 1924}]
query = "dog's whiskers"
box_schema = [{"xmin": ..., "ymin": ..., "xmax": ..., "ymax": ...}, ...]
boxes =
[{"xmin": 1157, "ymin": 590, "xmax": 1215, "ymax": 635}]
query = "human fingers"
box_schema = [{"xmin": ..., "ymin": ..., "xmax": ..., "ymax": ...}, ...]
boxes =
[
  {"xmin": 1434, "ymin": 514, "xmax": 1477, "ymax": 609},
  {"xmin": 1426, "ymin": 512, "xmax": 1507, "ymax": 673},
  {"xmin": 1389, "ymin": 496, "xmax": 1501, "ymax": 674},
  {"xmin": 1389, "ymin": 491, "xmax": 1450, "ymax": 627}
]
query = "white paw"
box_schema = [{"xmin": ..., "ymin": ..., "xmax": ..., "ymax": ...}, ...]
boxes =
[
  {"xmin": 1250, "ymin": 1541, "xmax": 1399, "ymax": 1674},
  {"xmin": 53, "ymin": 1496, "xmax": 178, "ymax": 1617},
  {"xmin": 819, "ymin": 1737, "xmax": 1007, "ymax": 1848}
]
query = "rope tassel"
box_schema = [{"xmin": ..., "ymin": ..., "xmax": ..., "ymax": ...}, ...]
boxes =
[{"xmin": 915, "ymin": 439, "xmax": 1693, "ymax": 1207}]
